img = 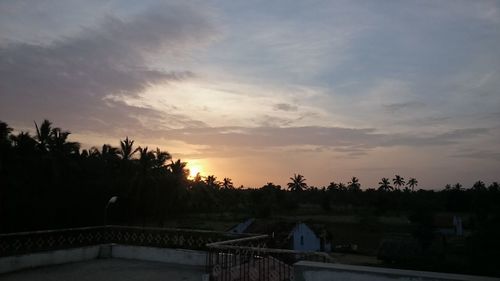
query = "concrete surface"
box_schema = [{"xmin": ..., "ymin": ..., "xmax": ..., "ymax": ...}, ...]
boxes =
[
  {"xmin": 112, "ymin": 245, "xmax": 206, "ymax": 266},
  {"xmin": 0, "ymin": 246, "xmax": 101, "ymax": 274},
  {"xmin": 294, "ymin": 261, "xmax": 500, "ymax": 281},
  {"xmin": 0, "ymin": 258, "xmax": 204, "ymax": 281}
]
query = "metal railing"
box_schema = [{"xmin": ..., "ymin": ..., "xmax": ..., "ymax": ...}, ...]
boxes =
[
  {"xmin": 0, "ymin": 225, "xmax": 246, "ymax": 257},
  {"xmin": 206, "ymin": 234, "xmax": 335, "ymax": 281}
]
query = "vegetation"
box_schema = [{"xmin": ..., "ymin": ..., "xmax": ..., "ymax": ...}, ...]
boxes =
[{"xmin": 1, "ymin": 120, "xmax": 499, "ymax": 276}]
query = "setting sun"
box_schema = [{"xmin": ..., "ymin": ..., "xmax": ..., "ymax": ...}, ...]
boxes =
[{"xmin": 188, "ymin": 165, "xmax": 203, "ymax": 179}]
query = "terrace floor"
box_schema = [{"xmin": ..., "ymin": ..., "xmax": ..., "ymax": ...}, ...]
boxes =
[{"xmin": 0, "ymin": 258, "xmax": 204, "ymax": 281}]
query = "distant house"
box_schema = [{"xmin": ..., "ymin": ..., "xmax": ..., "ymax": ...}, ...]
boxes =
[
  {"xmin": 227, "ymin": 219, "xmax": 332, "ymax": 252},
  {"xmin": 434, "ymin": 214, "xmax": 464, "ymax": 237}
]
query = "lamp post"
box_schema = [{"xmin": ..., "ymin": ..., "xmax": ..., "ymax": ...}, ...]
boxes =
[{"xmin": 104, "ymin": 196, "xmax": 118, "ymax": 226}]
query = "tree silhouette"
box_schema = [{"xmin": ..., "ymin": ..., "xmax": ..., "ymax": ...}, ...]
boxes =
[
  {"xmin": 287, "ymin": 173, "xmax": 308, "ymax": 191},
  {"xmin": 205, "ymin": 175, "xmax": 220, "ymax": 189},
  {"xmin": 327, "ymin": 182, "xmax": 339, "ymax": 192},
  {"xmin": 347, "ymin": 176, "xmax": 361, "ymax": 192},
  {"xmin": 222, "ymin": 178, "xmax": 234, "ymax": 189},
  {"xmin": 472, "ymin": 180, "xmax": 487, "ymax": 191},
  {"xmin": 392, "ymin": 175, "xmax": 405, "ymax": 190},
  {"xmin": 378, "ymin": 178, "xmax": 393, "ymax": 192},
  {"xmin": 407, "ymin": 178, "xmax": 418, "ymax": 192},
  {"xmin": 119, "ymin": 137, "xmax": 137, "ymax": 161}
]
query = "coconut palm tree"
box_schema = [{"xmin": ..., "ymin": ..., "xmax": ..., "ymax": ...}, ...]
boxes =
[
  {"xmin": 119, "ymin": 137, "xmax": 137, "ymax": 161},
  {"xmin": 489, "ymin": 182, "xmax": 499, "ymax": 192},
  {"xmin": 378, "ymin": 178, "xmax": 392, "ymax": 192},
  {"xmin": 472, "ymin": 180, "xmax": 486, "ymax": 191},
  {"xmin": 34, "ymin": 119, "xmax": 52, "ymax": 152},
  {"xmin": 205, "ymin": 175, "xmax": 219, "ymax": 189},
  {"xmin": 222, "ymin": 178, "xmax": 234, "ymax": 189},
  {"xmin": 287, "ymin": 173, "xmax": 308, "ymax": 191},
  {"xmin": 347, "ymin": 176, "xmax": 361, "ymax": 192},
  {"xmin": 453, "ymin": 182, "xmax": 462, "ymax": 191},
  {"xmin": 407, "ymin": 178, "xmax": 418, "ymax": 192},
  {"xmin": 327, "ymin": 182, "xmax": 339, "ymax": 192},
  {"xmin": 338, "ymin": 182, "xmax": 347, "ymax": 192},
  {"xmin": 392, "ymin": 175, "xmax": 405, "ymax": 190}
]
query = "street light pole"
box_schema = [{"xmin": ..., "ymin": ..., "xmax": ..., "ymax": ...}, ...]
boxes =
[{"xmin": 104, "ymin": 196, "xmax": 118, "ymax": 226}]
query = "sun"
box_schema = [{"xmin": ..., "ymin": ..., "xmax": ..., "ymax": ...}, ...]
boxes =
[{"xmin": 188, "ymin": 165, "xmax": 203, "ymax": 179}]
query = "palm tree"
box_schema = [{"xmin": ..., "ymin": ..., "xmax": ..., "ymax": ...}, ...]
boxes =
[
  {"xmin": 472, "ymin": 180, "xmax": 486, "ymax": 191},
  {"xmin": 205, "ymin": 175, "xmax": 219, "ymax": 189},
  {"xmin": 338, "ymin": 182, "xmax": 347, "ymax": 192},
  {"xmin": 453, "ymin": 182, "xmax": 462, "ymax": 191},
  {"xmin": 347, "ymin": 176, "xmax": 361, "ymax": 192},
  {"xmin": 327, "ymin": 182, "xmax": 339, "ymax": 192},
  {"xmin": 119, "ymin": 137, "xmax": 137, "ymax": 161},
  {"xmin": 34, "ymin": 119, "xmax": 52, "ymax": 152},
  {"xmin": 489, "ymin": 182, "xmax": 499, "ymax": 192},
  {"xmin": 152, "ymin": 148, "xmax": 171, "ymax": 170},
  {"xmin": 287, "ymin": 173, "xmax": 308, "ymax": 192},
  {"xmin": 378, "ymin": 178, "xmax": 392, "ymax": 192},
  {"xmin": 222, "ymin": 178, "xmax": 234, "ymax": 189},
  {"xmin": 406, "ymin": 178, "xmax": 418, "ymax": 192},
  {"xmin": 392, "ymin": 175, "xmax": 405, "ymax": 190}
]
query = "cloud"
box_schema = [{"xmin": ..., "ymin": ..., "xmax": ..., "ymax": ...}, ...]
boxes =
[
  {"xmin": 152, "ymin": 126, "xmax": 489, "ymax": 151},
  {"xmin": 273, "ymin": 103, "xmax": 298, "ymax": 112},
  {"xmin": 453, "ymin": 149, "xmax": 500, "ymax": 162},
  {"xmin": 0, "ymin": 2, "xmax": 216, "ymax": 132},
  {"xmin": 383, "ymin": 101, "xmax": 426, "ymax": 114}
]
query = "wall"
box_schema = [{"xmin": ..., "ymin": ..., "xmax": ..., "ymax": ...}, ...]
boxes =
[
  {"xmin": 112, "ymin": 245, "xmax": 206, "ymax": 267},
  {"xmin": 294, "ymin": 261, "xmax": 500, "ymax": 281},
  {"xmin": 0, "ymin": 244, "xmax": 206, "ymax": 274},
  {"xmin": 0, "ymin": 246, "xmax": 101, "ymax": 274},
  {"xmin": 292, "ymin": 223, "xmax": 320, "ymax": 252}
]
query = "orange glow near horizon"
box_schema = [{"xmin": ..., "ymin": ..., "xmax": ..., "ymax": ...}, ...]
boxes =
[{"xmin": 187, "ymin": 161, "xmax": 205, "ymax": 179}]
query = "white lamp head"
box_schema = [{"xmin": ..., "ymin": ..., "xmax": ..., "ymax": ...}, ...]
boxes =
[{"xmin": 108, "ymin": 196, "xmax": 118, "ymax": 204}]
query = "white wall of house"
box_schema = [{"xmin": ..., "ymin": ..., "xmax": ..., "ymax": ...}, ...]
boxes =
[{"xmin": 291, "ymin": 223, "xmax": 321, "ymax": 252}]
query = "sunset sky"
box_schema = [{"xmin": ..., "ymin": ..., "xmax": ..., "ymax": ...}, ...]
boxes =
[{"xmin": 1, "ymin": 0, "xmax": 499, "ymax": 189}]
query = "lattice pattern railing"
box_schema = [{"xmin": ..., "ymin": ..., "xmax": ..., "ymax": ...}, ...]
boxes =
[
  {"xmin": 0, "ymin": 225, "xmax": 243, "ymax": 257},
  {"xmin": 206, "ymin": 235, "xmax": 335, "ymax": 281}
]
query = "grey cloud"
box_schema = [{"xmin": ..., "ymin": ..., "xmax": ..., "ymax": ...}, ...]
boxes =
[
  {"xmin": 453, "ymin": 149, "xmax": 500, "ymax": 162},
  {"xmin": 0, "ymin": 2, "xmax": 215, "ymax": 132},
  {"xmin": 158, "ymin": 126, "xmax": 489, "ymax": 150},
  {"xmin": 383, "ymin": 101, "xmax": 425, "ymax": 114},
  {"xmin": 273, "ymin": 103, "xmax": 298, "ymax": 112}
]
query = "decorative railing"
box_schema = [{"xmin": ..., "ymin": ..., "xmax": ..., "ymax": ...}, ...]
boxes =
[
  {"xmin": 0, "ymin": 225, "xmax": 245, "ymax": 257},
  {"xmin": 206, "ymin": 234, "xmax": 335, "ymax": 281}
]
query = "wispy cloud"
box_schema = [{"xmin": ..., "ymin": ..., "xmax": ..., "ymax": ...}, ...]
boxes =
[{"xmin": 0, "ymin": 2, "xmax": 217, "ymax": 131}]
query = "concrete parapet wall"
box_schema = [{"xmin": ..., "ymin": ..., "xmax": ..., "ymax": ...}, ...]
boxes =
[
  {"xmin": 294, "ymin": 261, "xmax": 500, "ymax": 281},
  {"xmin": 111, "ymin": 245, "xmax": 206, "ymax": 267},
  {"xmin": 0, "ymin": 244, "xmax": 206, "ymax": 274},
  {"xmin": 0, "ymin": 246, "xmax": 101, "ymax": 274}
]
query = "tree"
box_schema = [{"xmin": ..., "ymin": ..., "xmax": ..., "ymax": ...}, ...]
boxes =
[
  {"xmin": 378, "ymin": 178, "xmax": 392, "ymax": 192},
  {"xmin": 222, "ymin": 178, "xmax": 234, "ymax": 189},
  {"xmin": 407, "ymin": 178, "xmax": 418, "ymax": 192},
  {"xmin": 347, "ymin": 176, "xmax": 361, "ymax": 192},
  {"xmin": 327, "ymin": 182, "xmax": 339, "ymax": 192},
  {"xmin": 453, "ymin": 183, "xmax": 462, "ymax": 191},
  {"xmin": 489, "ymin": 182, "xmax": 499, "ymax": 192},
  {"xmin": 287, "ymin": 173, "xmax": 308, "ymax": 192},
  {"xmin": 205, "ymin": 175, "xmax": 219, "ymax": 189},
  {"xmin": 393, "ymin": 175, "xmax": 405, "ymax": 190},
  {"xmin": 472, "ymin": 180, "xmax": 486, "ymax": 192},
  {"xmin": 119, "ymin": 137, "xmax": 137, "ymax": 161}
]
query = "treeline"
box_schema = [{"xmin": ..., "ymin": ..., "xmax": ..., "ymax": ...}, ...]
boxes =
[{"xmin": 1, "ymin": 120, "xmax": 499, "ymax": 233}]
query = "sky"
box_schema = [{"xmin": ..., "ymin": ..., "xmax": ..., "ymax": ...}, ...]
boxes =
[{"xmin": 1, "ymin": 0, "xmax": 499, "ymax": 189}]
